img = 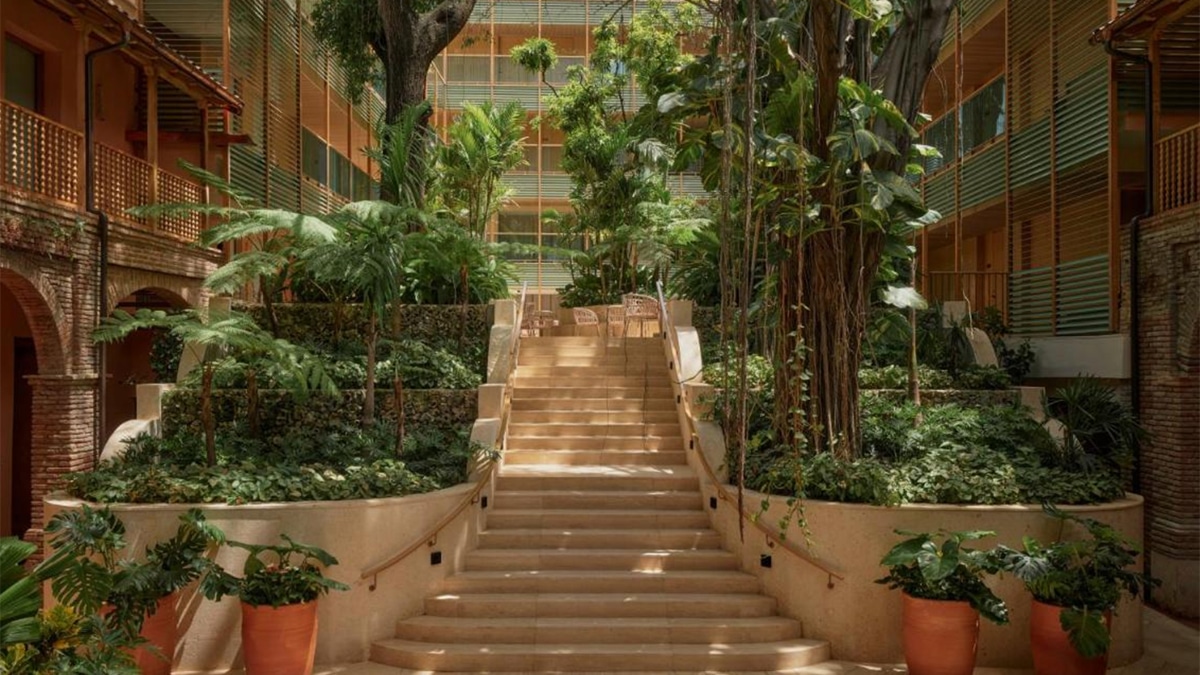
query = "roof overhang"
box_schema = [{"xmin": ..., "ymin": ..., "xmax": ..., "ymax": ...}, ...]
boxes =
[
  {"xmin": 1092, "ymin": 0, "xmax": 1199, "ymax": 43},
  {"xmin": 37, "ymin": 0, "xmax": 243, "ymax": 112}
]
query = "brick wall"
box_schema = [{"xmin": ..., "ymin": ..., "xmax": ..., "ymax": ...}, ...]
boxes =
[
  {"xmin": 1, "ymin": 188, "xmax": 218, "ymax": 544},
  {"xmin": 1129, "ymin": 205, "xmax": 1200, "ymax": 615}
]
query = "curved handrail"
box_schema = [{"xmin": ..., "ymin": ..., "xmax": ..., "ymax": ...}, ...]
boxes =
[
  {"xmin": 654, "ymin": 281, "xmax": 845, "ymax": 587},
  {"xmin": 360, "ymin": 282, "xmax": 528, "ymax": 588}
]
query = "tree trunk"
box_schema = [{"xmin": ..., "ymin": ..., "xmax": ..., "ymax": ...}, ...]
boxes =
[
  {"xmin": 201, "ymin": 365, "xmax": 216, "ymax": 467},
  {"xmin": 364, "ymin": 314, "xmax": 378, "ymax": 428},
  {"xmin": 247, "ymin": 367, "xmax": 261, "ymax": 439},
  {"xmin": 379, "ymin": 0, "xmax": 477, "ymax": 124}
]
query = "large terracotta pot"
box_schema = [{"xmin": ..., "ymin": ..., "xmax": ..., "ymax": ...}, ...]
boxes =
[
  {"xmin": 241, "ymin": 600, "xmax": 318, "ymax": 675},
  {"xmin": 131, "ymin": 592, "xmax": 178, "ymax": 675},
  {"xmin": 1030, "ymin": 599, "xmax": 1111, "ymax": 675},
  {"xmin": 902, "ymin": 593, "xmax": 980, "ymax": 675}
]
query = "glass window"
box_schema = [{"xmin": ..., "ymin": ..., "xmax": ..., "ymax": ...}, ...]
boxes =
[
  {"xmin": 4, "ymin": 37, "xmax": 41, "ymax": 112},
  {"xmin": 540, "ymin": 146, "xmax": 564, "ymax": 172},
  {"xmin": 329, "ymin": 149, "xmax": 351, "ymax": 198},
  {"xmin": 922, "ymin": 114, "xmax": 956, "ymax": 174},
  {"xmin": 302, "ymin": 129, "xmax": 328, "ymax": 186},
  {"xmin": 351, "ymin": 166, "xmax": 370, "ymax": 201},
  {"xmin": 960, "ymin": 77, "xmax": 1005, "ymax": 155}
]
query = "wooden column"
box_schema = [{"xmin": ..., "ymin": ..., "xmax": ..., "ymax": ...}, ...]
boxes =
[
  {"xmin": 146, "ymin": 65, "xmax": 159, "ymax": 223},
  {"xmin": 75, "ymin": 23, "xmax": 92, "ymax": 210}
]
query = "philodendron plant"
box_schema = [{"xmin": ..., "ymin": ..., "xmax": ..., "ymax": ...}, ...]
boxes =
[
  {"xmin": 996, "ymin": 505, "xmax": 1157, "ymax": 657},
  {"xmin": 877, "ymin": 529, "xmax": 1010, "ymax": 625}
]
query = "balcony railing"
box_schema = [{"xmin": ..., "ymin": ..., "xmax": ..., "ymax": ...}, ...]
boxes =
[
  {"xmin": 1, "ymin": 100, "xmax": 82, "ymax": 205},
  {"xmin": 1156, "ymin": 123, "xmax": 1199, "ymax": 213},
  {"xmin": 1, "ymin": 101, "xmax": 205, "ymax": 243},
  {"xmin": 926, "ymin": 270, "xmax": 1008, "ymax": 320}
]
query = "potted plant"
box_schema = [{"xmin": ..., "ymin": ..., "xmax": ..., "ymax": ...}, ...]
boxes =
[
  {"xmin": 45, "ymin": 506, "xmax": 226, "ymax": 675},
  {"xmin": 998, "ymin": 505, "xmax": 1156, "ymax": 675},
  {"xmin": 203, "ymin": 534, "xmax": 348, "ymax": 675},
  {"xmin": 877, "ymin": 529, "xmax": 1009, "ymax": 675}
]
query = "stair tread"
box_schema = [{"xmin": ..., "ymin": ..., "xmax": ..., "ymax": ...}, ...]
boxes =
[
  {"xmin": 481, "ymin": 527, "xmax": 717, "ymax": 535},
  {"xmin": 375, "ymin": 637, "xmax": 827, "ymax": 654},
  {"xmin": 398, "ymin": 616, "xmax": 798, "ymax": 628},
  {"xmin": 499, "ymin": 465, "xmax": 695, "ymax": 477}
]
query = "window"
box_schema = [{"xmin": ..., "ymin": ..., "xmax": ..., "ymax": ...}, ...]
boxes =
[
  {"xmin": 352, "ymin": 166, "xmax": 371, "ymax": 201},
  {"xmin": 329, "ymin": 149, "xmax": 351, "ymax": 198},
  {"xmin": 960, "ymin": 77, "xmax": 1005, "ymax": 155},
  {"xmin": 302, "ymin": 129, "xmax": 328, "ymax": 186},
  {"xmin": 4, "ymin": 37, "xmax": 42, "ymax": 112}
]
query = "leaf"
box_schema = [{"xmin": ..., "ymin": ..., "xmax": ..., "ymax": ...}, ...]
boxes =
[
  {"xmin": 881, "ymin": 534, "xmax": 932, "ymax": 566},
  {"xmin": 657, "ymin": 92, "xmax": 688, "ymax": 114},
  {"xmin": 1061, "ymin": 607, "xmax": 1111, "ymax": 658},
  {"xmin": 881, "ymin": 285, "xmax": 928, "ymax": 310}
]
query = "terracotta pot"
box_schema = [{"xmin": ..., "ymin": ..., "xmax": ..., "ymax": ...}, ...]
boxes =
[
  {"xmin": 241, "ymin": 601, "xmax": 318, "ymax": 675},
  {"xmin": 902, "ymin": 593, "xmax": 980, "ymax": 675},
  {"xmin": 1030, "ymin": 599, "xmax": 1111, "ymax": 675},
  {"xmin": 131, "ymin": 592, "xmax": 179, "ymax": 675}
]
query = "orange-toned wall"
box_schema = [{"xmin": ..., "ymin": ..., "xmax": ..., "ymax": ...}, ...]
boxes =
[
  {"xmin": 2, "ymin": 0, "xmax": 85, "ymax": 126},
  {"xmin": 103, "ymin": 329, "xmax": 156, "ymax": 439},
  {"xmin": 90, "ymin": 45, "xmax": 140, "ymax": 155},
  {"xmin": 0, "ymin": 283, "xmax": 34, "ymax": 538}
]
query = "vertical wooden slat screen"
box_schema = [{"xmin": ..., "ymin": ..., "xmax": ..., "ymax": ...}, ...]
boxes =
[
  {"xmin": 267, "ymin": 0, "xmax": 302, "ymax": 211},
  {"xmin": 229, "ymin": 0, "xmax": 267, "ymax": 204}
]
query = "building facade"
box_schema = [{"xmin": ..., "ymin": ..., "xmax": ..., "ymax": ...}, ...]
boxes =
[{"xmin": 0, "ymin": 0, "xmax": 380, "ymax": 545}]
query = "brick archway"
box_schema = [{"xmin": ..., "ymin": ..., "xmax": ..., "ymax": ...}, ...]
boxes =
[{"xmin": 0, "ymin": 264, "xmax": 68, "ymax": 376}]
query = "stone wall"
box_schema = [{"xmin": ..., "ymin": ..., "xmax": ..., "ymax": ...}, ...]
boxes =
[{"xmin": 1131, "ymin": 205, "xmax": 1200, "ymax": 617}]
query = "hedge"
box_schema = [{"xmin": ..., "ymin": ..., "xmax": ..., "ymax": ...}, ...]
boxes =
[
  {"xmin": 162, "ymin": 388, "xmax": 477, "ymax": 441},
  {"xmin": 862, "ymin": 389, "xmax": 1021, "ymax": 408}
]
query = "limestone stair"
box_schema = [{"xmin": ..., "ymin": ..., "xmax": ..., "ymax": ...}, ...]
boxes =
[{"xmin": 371, "ymin": 337, "xmax": 830, "ymax": 672}]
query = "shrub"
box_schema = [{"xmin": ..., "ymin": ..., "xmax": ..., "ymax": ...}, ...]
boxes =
[
  {"xmin": 63, "ymin": 425, "xmax": 480, "ymax": 504},
  {"xmin": 1048, "ymin": 377, "xmax": 1143, "ymax": 474},
  {"xmin": 877, "ymin": 530, "xmax": 1009, "ymax": 625}
]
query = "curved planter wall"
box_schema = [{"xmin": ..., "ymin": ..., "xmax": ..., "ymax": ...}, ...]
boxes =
[
  {"xmin": 705, "ymin": 489, "xmax": 1144, "ymax": 667},
  {"xmin": 45, "ymin": 484, "xmax": 488, "ymax": 671}
]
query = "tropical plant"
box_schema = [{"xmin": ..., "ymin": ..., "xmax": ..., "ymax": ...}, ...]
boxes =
[
  {"xmin": 204, "ymin": 535, "xmax": 349, "ymax": 609},
  {"xmin": 1, "ymin": 538, "xmax": 72, "ymax": 648},
  {"xmin": 438, "ymin": 101, "xmax": 528, "ymax": 238},
  {"xmin": 1048, "ymin": 378, "xmax": 1144, "ymax": 474},
  {"xmin": 876, "ymin": 529, "xmax": 1009, "ymax": 625},
  {"xmin": 997, "ymin": 505, "xmax": 1157, "ymax": 657},
  {"xmin": 404, "ymin": 222, "xmax": 516, "ymax": 305},
  {"xmin": 93, "ymin": 308, "xmax": 335, "ymax": 464}
]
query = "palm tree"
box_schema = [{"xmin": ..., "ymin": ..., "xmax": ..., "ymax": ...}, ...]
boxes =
[
  {"xmin": 130, "ymin": 164, "xmax": 338, "ymax": 335},
  {"xmin": 439, "ymin": 101, "xmax": 528, "ymax": 238},
  {"xmin": 93, "ymin": 309, "xmax": 333, "ymax": 465}
]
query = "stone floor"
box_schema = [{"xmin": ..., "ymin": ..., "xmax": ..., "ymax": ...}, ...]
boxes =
[{"xmin": 278, "ymin": 607, "xmax": 1197, "ymax": 675}]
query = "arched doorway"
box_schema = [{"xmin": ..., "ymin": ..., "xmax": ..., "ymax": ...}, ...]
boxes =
[
  {"xmin": 0, "ymin": 266, "xmax": 65, "ymax": 541},
  {"xmin": 103, "ymin": 288, "xmax": 190, "ymax": 440}
]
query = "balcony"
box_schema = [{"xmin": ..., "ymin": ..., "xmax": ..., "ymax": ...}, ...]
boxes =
[
  {"xmin": 0, "ymin": 101, "xmax": 205, "ymax": 242},
  {"xmin": 1156, "ymin": 123, "xmax": 1199, "ymax": 213},
  {"xmin": 926, "ymin": 270, "xmax": 1009, "ymax": 320}
]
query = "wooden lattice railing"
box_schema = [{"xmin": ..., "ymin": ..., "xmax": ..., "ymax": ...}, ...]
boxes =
[
  {"xmin": 158, "ymin": 170, "xmax": 205, "ymax": 241},
  {"xmin": 94, "ymin": 142, "xmax": 152, "ymax": 227},
  {"xmin": 1156, "ymin": 123, "xmax": 1199, "ymax": 213},
  {"xmin": 0, "ymin": 101, "xmax": 83, "ymax": 205}
]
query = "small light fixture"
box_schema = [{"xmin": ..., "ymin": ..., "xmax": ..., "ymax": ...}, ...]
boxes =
[
  {"xmin": 481, "ymin": 495, "xmax": 489, "ymax": 509},
  {"xmin": 430, "ymin": 551, "xmax": 442, "ymax": 566},
  {"xmin": 709, "ymin": 496, "xmax": 717, "ymax": 510},
  {"xmin": 760, "ymin": 554, "xmax": 773, "ymax": 569}
]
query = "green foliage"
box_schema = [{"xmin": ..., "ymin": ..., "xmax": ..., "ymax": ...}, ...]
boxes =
[
  {"xmin": 702, "ymin": 353, "xmax": 774, "ymax": 391},
  {"xmin": 997, "ymin": 505, "xmax": 1158, "ymax": 657},
  {"xmin": 509, "ymin": 38, "xmax": 558, "ymax": 84},
  {"xmin": 877, "ymin": 530, "xmax": 1009, "ymax": 625},
  {"xmin": 1048, "ymin": 378, "xmax": 1143, "ymax": 475},
  {"xmin": 859, "ymin": 365, "xmax": 952, "ymax": 390},
  {"xmin": 149, "ymin": 328, "xmax": 183, "ymax": 383},
  {"xmin": 203, "ymin": 535, "xmax": 348, "ymax": 608},
  {"xmin": 0, "ymin": 605, "xmax": 139, "ymax": 674},
  {"xmin": 309, "ymin": 0, "xmax": 383, "ymax": 103},
  {"xmin": 438, "ymin": 101, "xmax": 527, "ymax": 237},
  {"xmin": 64, "ymin": 424, "xmax": 479, "ymax": 504},
  {"xmin": 995, "ymin": 339, "xmax": 1036, "ymax": 384}
]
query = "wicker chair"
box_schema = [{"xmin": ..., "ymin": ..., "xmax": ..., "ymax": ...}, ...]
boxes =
[
  {"xmin": 621, "ymin": 293, "xmax": 659, "ymax": 338},
  {"xmin": 573, "ymin": 307, "xmax": 601, "ymax": 336},
  {"xmin": 521, "ymin": 309, "xmax": 559, "ymax": 337}
]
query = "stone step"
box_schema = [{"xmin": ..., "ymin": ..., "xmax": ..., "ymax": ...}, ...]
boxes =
[
  {"xmin": 508, "ymin": 422, "xmax": 681, "ymax": 437},
  {"xmin": 439, "ymin": 570, "xmax": 761, "ymax": 595},
  {"xmin": 520, "ymin": 336, "xmax": 661, "ymax": 348},
  {"xmin": 485, "ymin": 509, "xmax": 710, "ymax": 530},
  {"xmin": 518, "ymin": 356, "xmax": 668, "ymax": 367},
  {"xmin": 502, "ymin": 449, "xmax": 688, "ymax": 466},
  {"xmin": 393, "ymin": 615, "xmax": 803, "ymax": 644},
  {"xmin": 478, "ymin": 528, "xmax": 722, "ymax": 550},
  {"xmin": 506, "ymin": 408, "xmax": 681, "ymax": 422},
  {"xmin": 508, "ymin": 393, "xmax": 681, "ymax": 410},
  {"xmin": 512, "ymin": 386, "xmax": 676, "ymax": 400},
  {"xmin": 463, "ymin": 548, "xmax": 739, "ymax": 572},
  {"xmin": 505, "ymin": 435, "xmax": 685, "ymax": 451},
  {"xmin": 493, "ymin": 489, "xmax": 703, "ymax": 511},
  {"xmin": 515, "ymin": 365, "xmax": 671, "ymax": 377},
  {"xmin": 514, "ymin": 375, "xmax": 673, "ymax": 389},
  {"xmin": 495, "ymin": 465, "xmax": 698, "ymax": 492},
  {"xmin": 371, "ymin": 638, "xmax": 830, "ymax": 672},
  {"xmin": 421, "ymin": 591, "xmax": 779, "ymax": 619}
]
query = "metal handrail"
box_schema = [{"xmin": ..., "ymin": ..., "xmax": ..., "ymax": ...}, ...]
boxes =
[
  {"xmin": 654, "ymin": 281, "xmax": 846, "ymax": 587},
  {"xmin": 359, "ymin": 283, "xmax": 528, "ymax": 588}
]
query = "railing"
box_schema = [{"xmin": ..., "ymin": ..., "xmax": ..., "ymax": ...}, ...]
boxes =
[
  {"xmin": 926, "ymin": 270, "xmax": 1009, "ymax": 319},
  {"xmin": 359, "ymin": 283, "xmax": 528, "ymax": 588},
  {"xmin": 157, "ymin": 171, "xmax": 205, "ymax": 241},
  {"xmin": 654, "ymin": 280, "xmax": 846, "ymax": 588},
  {"xmin": 0, "ymin": 100, "xmax": 83, "ymax": 205},
  {"xmin": 1156, "ymin": 123, "xmax": 1199, "ymax": 213},
  {"xmin": 95, "ymin": 142, "xmax": 153, "ymax": 228}
]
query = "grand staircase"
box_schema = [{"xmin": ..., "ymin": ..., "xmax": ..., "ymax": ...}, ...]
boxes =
[{"xmin": 371, "ymin": 336, "xmax": 830, "ymax": 672}]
